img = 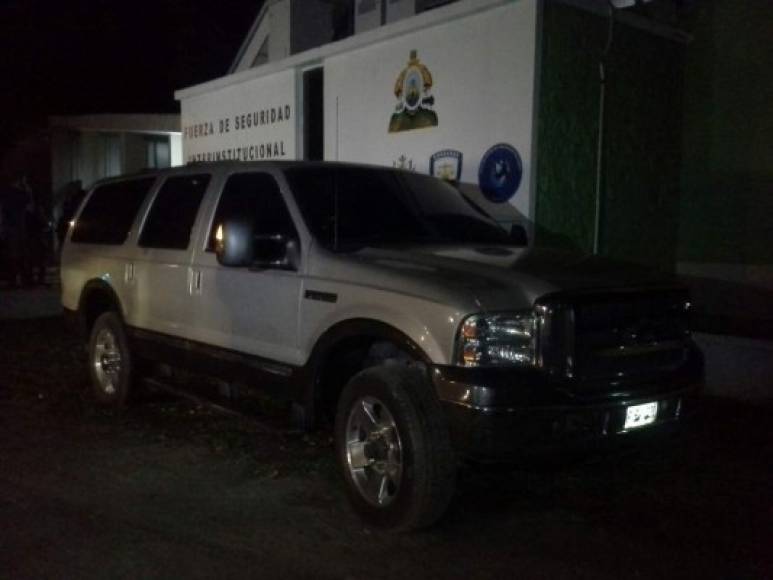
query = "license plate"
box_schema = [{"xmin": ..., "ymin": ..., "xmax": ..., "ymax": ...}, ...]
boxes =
[{"xmin": 624, "ymin": 402, "xmax": 658, "ymax": 430}]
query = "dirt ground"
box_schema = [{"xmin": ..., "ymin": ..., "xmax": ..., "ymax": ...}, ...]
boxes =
[{"xmin": 0, "ymin": 314, "xmax": 771, "ymax": 579}]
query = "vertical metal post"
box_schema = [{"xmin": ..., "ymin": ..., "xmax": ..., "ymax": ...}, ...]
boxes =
[
  {"xmin": 594, "ymin": 3, "xmax": 616, "ymax": 255},
  {"xmin": 593, "ymin": 60, "xmax": 606, "ymax": 255}
]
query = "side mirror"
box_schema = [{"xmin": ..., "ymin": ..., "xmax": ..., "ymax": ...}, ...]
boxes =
[
  {"xmin": 509, "ymin": 223, "xmax": 529, "ymax": 246},
  {"xmin": 253, "ymin": 233, "xmax": 299, "ymax": 271},
  {"xmin": 214, "ymin": 218, "xmax": 254, "ymax": 267}
]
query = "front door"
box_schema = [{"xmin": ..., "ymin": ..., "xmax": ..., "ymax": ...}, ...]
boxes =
[{"xmin": 188, "ymin": 171, "xmax": 303, "ymax": 367}]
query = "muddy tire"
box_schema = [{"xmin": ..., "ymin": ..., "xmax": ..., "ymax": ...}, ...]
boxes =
[
  {"xmin": 88, "ymin": 312, "xmax": 133, "ymax": 407},
  {"xmin": 335, "ymin": 364, "xmax": 456, "ymax": 530}
]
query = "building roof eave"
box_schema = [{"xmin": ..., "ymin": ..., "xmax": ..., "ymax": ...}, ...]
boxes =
[
  {"xmin": 228, "ymin": 0, "xmax": 278, "ymax": 75},
  {"xmin": 48, "ymin": 113, "xmax": 181, "ymax": 134}
]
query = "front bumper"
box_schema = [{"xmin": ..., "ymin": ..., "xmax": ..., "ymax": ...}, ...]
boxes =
[{"xmin": 431, "ymin": 347, "xmax": 704, "ymax": 460}]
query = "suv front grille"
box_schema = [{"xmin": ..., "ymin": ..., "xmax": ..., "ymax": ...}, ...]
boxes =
[{"xmin": 538, "ymin": 290, "xmax": 691, "ymax": 384}]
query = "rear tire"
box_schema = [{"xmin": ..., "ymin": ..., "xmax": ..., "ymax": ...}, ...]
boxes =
[
  {"xmin": 88, "ymin": 311, "xmax": 133, "ymax": 407},
  {"xmin": 335, "ymin": 364, "xmax": 456, "ymax": 530}
]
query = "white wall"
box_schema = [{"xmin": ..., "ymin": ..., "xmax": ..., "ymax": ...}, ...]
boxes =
[
  {"xmin": 324, "ymin": 0, "xmax": 538, "ymax": 218},
  {"xmin": 170, "ymin": 133, "xmax": 183, "ymax": 167},
  {"xmin": 178, "ymin": 0, "xmax": 538, "ymax": 219},
  {"xmin": 180, "ymin": 69, "xmax": 297, "ymax": 163}
]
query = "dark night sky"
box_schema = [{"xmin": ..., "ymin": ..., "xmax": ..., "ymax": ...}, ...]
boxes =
[{"xmin": 0, "ymin": 0, "xmax": 264, "ymax": 155}]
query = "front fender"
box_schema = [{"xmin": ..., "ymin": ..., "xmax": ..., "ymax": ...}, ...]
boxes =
[{"xmin": 300, "ymin": 291, "xmax": 463, "ymax": 366}]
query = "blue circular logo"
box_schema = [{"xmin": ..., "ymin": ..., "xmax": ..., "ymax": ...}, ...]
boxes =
[{"xmin": 478, "ymin": 144, "xmax": 523, "ymax": 203}]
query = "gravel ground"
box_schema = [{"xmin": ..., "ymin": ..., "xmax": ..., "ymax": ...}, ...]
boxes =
[{"xmin": 0, "ymin": 313, "xmax": 771, "ymax": 579}]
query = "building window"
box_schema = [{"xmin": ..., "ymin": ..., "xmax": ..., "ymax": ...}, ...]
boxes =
[{"xmin": 145, "ymin": 136, "xmax": 171, "ymax": 169}]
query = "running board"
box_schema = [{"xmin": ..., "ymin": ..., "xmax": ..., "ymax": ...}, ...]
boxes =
[{"xmin": 141, "ymin": 377, "xmax": 300, "ymax": 435}]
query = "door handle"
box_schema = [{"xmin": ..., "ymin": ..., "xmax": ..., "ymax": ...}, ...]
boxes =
[
  {"xmin": 189, "ymin": 268, "xmax": 202, "ymax": 295},
  {"xmin": 124, "ymin": 262, "xmax": 135, "ymax": 284}
]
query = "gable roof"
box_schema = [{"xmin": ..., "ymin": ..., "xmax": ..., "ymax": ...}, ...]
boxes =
[{"xmin": 229, "ymin": 0, "xmax": 276, "ymax": 74}]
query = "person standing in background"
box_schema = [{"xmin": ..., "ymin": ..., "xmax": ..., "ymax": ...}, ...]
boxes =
[
  {"xmin": 0, "ymin": 176, "xmax": 31, "ymax": 288},
  {"xmin": 25, "ymin": 198, "xmax": 50, "ymax": 286}
]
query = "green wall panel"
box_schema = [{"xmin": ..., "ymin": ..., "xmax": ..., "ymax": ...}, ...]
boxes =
[
  {"xmin": 536, "ymin": 2, "xmax": 685, "ymax": 272},
  {"xmin": 602, "ymin": 22, "xmax": 684, "ymax": 269},
  {"xmin": 679, "ymin": 0, "xmax": 773, "ymax": 265},
  {"xmin": 535, "ymin": 3, "xmax": 602, "ymax": 254}
]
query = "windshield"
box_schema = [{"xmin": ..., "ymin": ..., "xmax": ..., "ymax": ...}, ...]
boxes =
[{"xmin": 284, "ymin": 166, "xmax": 513, "ymax": 251}]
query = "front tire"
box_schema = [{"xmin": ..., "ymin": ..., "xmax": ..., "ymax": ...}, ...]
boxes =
[
  {"xmin": 88, "ymin": 311, "xmax": 133, "ymax": 407},
  {"xmin": 335, "ymin": 364, "xmax": 456, "ymax": 530}
]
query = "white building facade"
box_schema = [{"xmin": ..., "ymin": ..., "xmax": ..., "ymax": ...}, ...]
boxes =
[{"xmin": 176, "ymin": 0, "xmax": 540, "ymax": 225}]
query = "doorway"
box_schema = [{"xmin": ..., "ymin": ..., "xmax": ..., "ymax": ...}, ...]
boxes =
[{"xmin": 303, "ymin": 67, "xmax": 324, "ymax": 161}]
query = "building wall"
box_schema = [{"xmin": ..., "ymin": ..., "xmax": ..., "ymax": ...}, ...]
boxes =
[
  {"xmin": 180, "ymin": 0, "xmax": 538, "ymax": 223},
  {"xmin": 535, "ymin": 1, "xmax": 685, "ymax": 272},
  {"xmin": 50, "ymin": 115, "xmax": 182, "ymax": 194},
  {"xmin": 291, "ymin": 0, "xmax": 336, "ymax": 55},
  {"xmin": 678, "ymin": 0, "xmax": 773, "ymax": 288},
  {"xmin": 674, "ymin": 0, "xmax": 773, "ymax": 334},
  {"xmin": 75, "ymin": 132, "xmax": 121, "ymax": 190},
  {"xmin": 123, "ymin": 133, "xmax": 148, "ymax": 175},
  {"xmin": 170, "ymin": 134, "xmax": 183, "ymax": 167},
  {"xmin": 53, "ymin": 131, "xmax": 177, "ymax": 192},
  {"xmin": 180, "ymin": 69, "xmax": 296, "ymax": 164},
  {"xmin": 324, "ymin": 0, "xmax": 539, "ymax": 220}
]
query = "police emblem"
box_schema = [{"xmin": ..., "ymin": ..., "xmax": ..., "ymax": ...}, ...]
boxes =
[
  {"xmin": 388, "ymin": 50, "xmax": 439, "ymax": 133},
  {"xmin": 430, "ymin": 149, "xmax": 463, "ymax": 182},
  {"xmin": 478, "ymin": 144, "xmax": 523, "ymax": 203}
]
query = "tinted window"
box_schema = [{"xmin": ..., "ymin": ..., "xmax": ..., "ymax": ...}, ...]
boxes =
[
  {"xmin": 71, "ymin": 178, "xmax": 155, "ymax": 245},
  {"xmin": 287, "ymin": 168, "xmax": 426, "ymax": 249},
  {"xmin": 139, "ymin": 174, "xmax": 210, "ymax": 250},
  {"xmin": 208, "ymin": 172, "xmax": 297, "ymax": 251},
  {"xmin": 399, "ymin": 173, "xmax": 511, "ymax": 244},
  {"xmin": 285, "ymin": 167, "xmax": 510, "ymax": 251}
]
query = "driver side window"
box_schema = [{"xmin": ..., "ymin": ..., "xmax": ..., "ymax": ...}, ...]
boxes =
[{"xmin": 207, "ymin": 172, "xmax": 298, "ymax": 255}]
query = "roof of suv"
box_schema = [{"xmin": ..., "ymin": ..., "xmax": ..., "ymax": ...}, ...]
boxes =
[{"xmin": 91, "ymin": 160, "xmax": 418, "ymax": 188}]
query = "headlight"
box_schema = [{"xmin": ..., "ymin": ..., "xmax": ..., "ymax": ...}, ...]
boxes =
[{"xmin": 455, "ymin": 311, "xmax": 536, "ymax": 367}]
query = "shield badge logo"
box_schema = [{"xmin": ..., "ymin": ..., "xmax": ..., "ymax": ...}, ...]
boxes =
[
  {"xmin": 430, "ymin": 150, "xmax": 463, "ymax": 182},
  {"xmin": 388, "ymin": 50, "xmax": 439, "ymax": 133}
]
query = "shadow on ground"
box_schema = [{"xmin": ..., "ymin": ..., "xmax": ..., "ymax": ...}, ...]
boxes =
[{"xmin": 0, "ymin": 316, "xmax": 770, "ymax": 579}]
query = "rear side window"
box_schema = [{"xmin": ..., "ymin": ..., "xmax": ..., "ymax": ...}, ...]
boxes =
[
  {"xmin": 71, "ymin": 178, "xmax": 155, "ymax": 245},
  {"xmin": 207, "ymin": 172, "xmax": 297, "ymax": 251},
  {"xmin": 139, "ymin": 174, "xmax": 210, "ymax": 250}
]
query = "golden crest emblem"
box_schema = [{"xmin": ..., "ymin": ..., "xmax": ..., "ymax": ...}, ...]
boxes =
[{"xmin": 388, "ymin": 50, "xmax": 439, "ymax": 133}]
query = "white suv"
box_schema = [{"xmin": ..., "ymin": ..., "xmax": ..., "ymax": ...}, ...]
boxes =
[{"xmin": 61, "ymin": 161, "xmax": 703, "ymax": 529}]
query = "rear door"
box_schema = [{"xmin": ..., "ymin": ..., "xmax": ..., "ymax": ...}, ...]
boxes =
[
  {"xmin": 63, "ymin": 177, "xmax": 156, "ymax": 319},
  {"xmin": 131, "ymin": 173, "xmax": 211, "ymax": 337}
]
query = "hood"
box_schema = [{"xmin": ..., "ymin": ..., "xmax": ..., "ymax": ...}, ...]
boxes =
[
  {"xmin": 324, "ymin": 244, "xmax": 677, "ymax": 312},
  {"xmin": 425, "ymin": 245, "xmax": 674, "ymax": 290}
]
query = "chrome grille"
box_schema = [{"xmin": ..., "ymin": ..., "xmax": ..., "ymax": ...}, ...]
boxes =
[{"xmin": 538, "ymin": 290, "xmax": 691, "ymax": 382}]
